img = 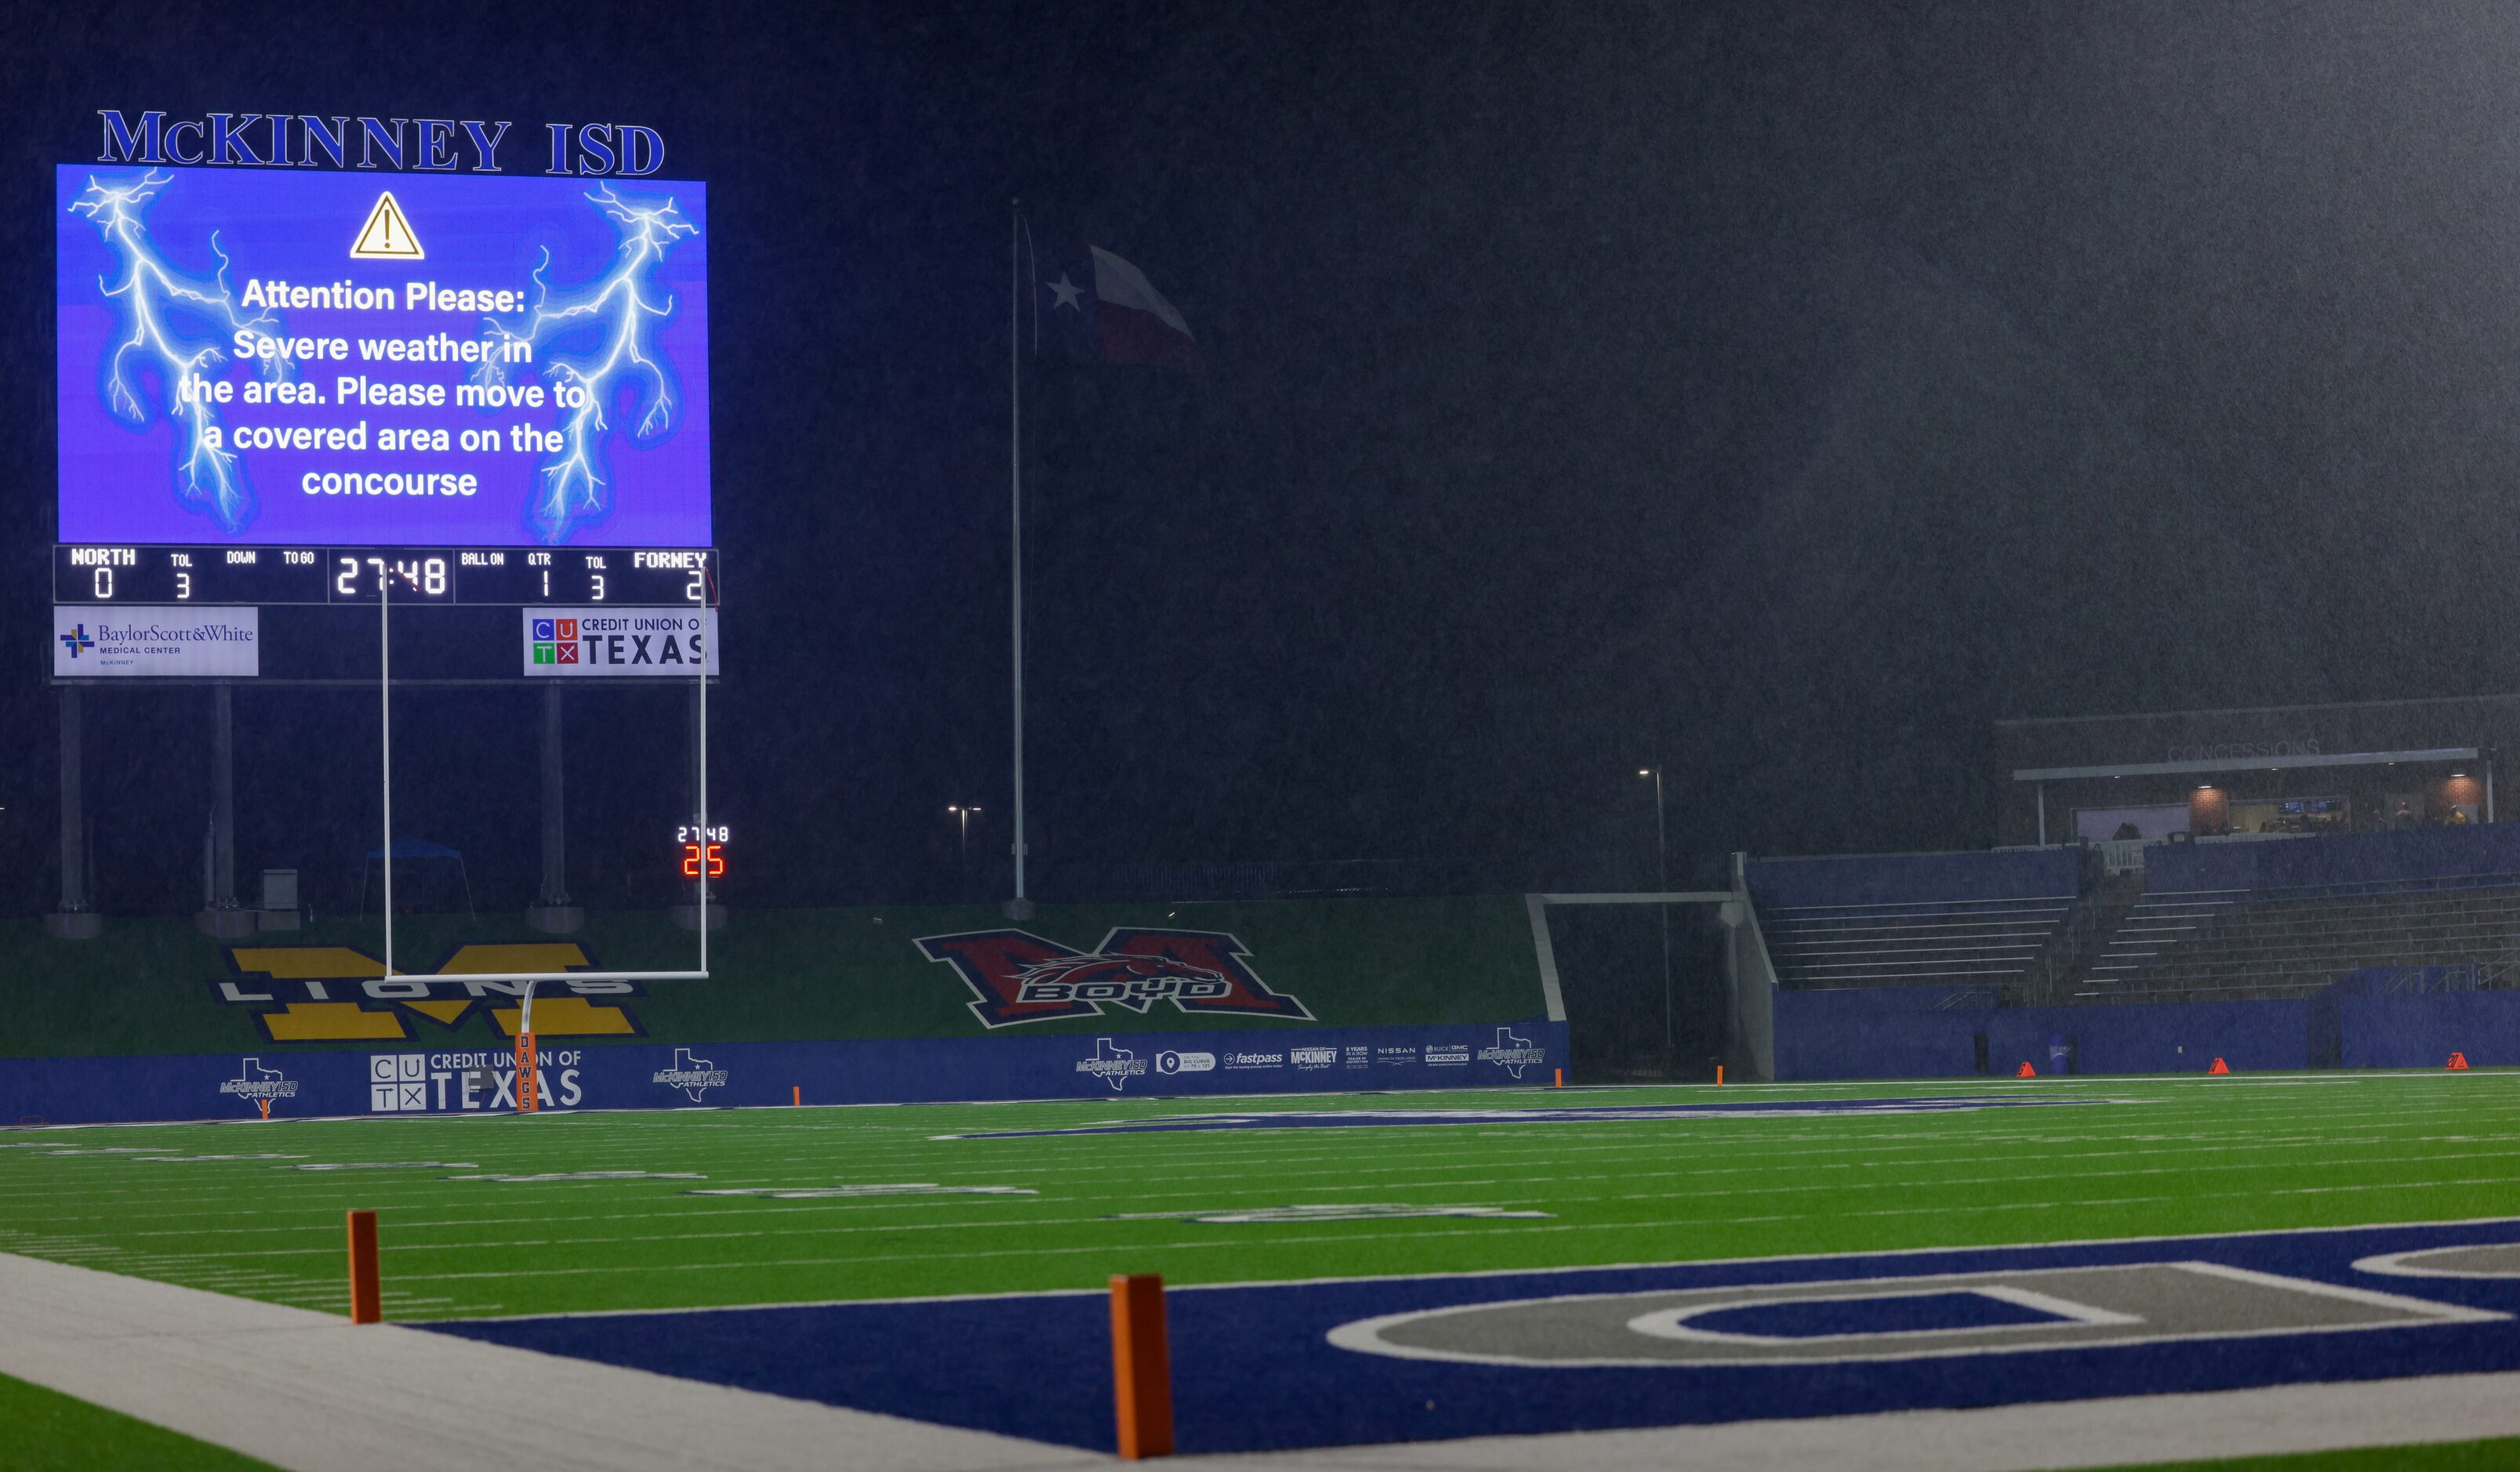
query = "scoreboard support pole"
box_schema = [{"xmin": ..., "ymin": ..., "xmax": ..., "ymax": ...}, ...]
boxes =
[
  {"xmin": 58, "ymin": 688, "xmax": 83, "ymax": 913},
  {"xmin": 527, "ymin": 684, "xmax": 583, "ymax": 934},
  {"xmin": 671, "ymin": 680, "xmax": 724, "ymax": 933},
  {"xmin": 45, "ymin": 687, "xmax": 102, "ymax": 940},
  {"xmin": 197, "ymin": 684, "xmax": 251, "ymax": 938}
]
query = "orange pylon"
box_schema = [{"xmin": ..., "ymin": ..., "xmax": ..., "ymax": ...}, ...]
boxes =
[
  {"xmin": 1109, "ymin": 1275, "xmax": 1174, "ymax": 1459},
  {"xmin": 2016, "ymin": 1061, "xmax": 2037, "ymax": 1078},
  {"xmin": 346, "ymin": 1209, "xmax": 381, "ymax": 1325},
  {"xmin": 2449, "ymin": 1052, "xmax": 2471, "ymax": 1071},
  {"xmin": 2208, "ymin": 1057, "xmax": 2230, "ymax": 1075}
]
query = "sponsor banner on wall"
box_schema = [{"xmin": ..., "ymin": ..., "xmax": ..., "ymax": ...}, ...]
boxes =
[
  {"xmin": 521, "ymin": 607, "xmax": 719, "ymax": 677},
  {"xmin": 54, "ymin": 605, "xmax": 258, "ymax": 678},
  {"xmin": 0, "ymin": 1018, "xmax": 1569, "ymax": 1126}
]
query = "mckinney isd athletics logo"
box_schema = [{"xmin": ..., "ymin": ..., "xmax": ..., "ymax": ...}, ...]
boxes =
[
  {"xmin": 1077, "ymin": 1038, "xmax": 1149, "ymax": 1091},
  {"xmin": 652, "ymin": 1047, "xmax": 728, "ymax": 1103},
  {"xmin": 216, "ymin": 1057, "xmax": 299, "ymax": 1116},
  {"xmin": 915, "ymin": 926, "xmax": 1312, "ymax": 1029},
  {"xmin": 1476, "ymin": 1027, "xmax": 1546, "ymax": 1079}
]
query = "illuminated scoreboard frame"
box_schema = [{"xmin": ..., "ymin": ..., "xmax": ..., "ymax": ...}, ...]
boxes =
[{"xmin": 53, "ymin": 545, "xmax": 718, "ymax": 606}]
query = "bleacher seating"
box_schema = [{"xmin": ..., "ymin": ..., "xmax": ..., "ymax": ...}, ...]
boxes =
[
  {"xmin": 2077, "ymin": 872, "xmax": 2520, "ymax": 1003},
  {"xmin": 1760, "ymin": 894, "xmax": 2076, "ymax": 992},
  {"xmin": 1743, "ymin": 848, "xmax": 2084, "ymax": 997},
  {"xmin": 1748, "ymin": 832, "xmax": 2520, "ymax": 1006}
]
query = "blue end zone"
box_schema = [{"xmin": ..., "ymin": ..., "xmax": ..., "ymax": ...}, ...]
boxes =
[{"xmin": 424, "ymin": 1219, "xmax": 2520, "ymax": 1455}]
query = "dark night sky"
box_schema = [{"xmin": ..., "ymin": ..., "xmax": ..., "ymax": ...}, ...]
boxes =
[{"xmin": 6, "ymin": 2, "xmax": 2520, "ymax": 915}]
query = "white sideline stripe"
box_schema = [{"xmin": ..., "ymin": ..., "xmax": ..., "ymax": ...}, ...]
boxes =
[{"xmin": 0, "ymin": 1251, "xmax": 1092, "ymax": 1472}]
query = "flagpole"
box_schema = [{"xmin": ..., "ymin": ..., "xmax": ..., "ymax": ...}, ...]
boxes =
[{"xmin": 1008, "ymin": 198, "xmax": 1029, "ymax": 919}]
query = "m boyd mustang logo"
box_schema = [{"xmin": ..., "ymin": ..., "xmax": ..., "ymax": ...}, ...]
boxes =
[{"xmin": 915, "ymin": 927, "xmax": 1312, "ymax": 1028}]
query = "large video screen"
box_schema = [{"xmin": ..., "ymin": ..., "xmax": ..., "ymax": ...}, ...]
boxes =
[{"xmin": 56, "ymin": 166, "xmax": 710, "ymax": 547}]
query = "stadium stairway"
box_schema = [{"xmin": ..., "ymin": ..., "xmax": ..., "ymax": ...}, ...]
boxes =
[
  {"xmin": 2020, "ymin": 874, "xmax": 2144, "ymax": 1005},
  {"xmin": 2076, "ymin": 872, "xmax": 2520, "ymax": 1003}
]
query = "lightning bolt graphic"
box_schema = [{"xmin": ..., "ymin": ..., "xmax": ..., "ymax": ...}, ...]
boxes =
[
  {"xmin": 69, "ymin": 170, "xmax": 284, "ymax": 533},
  {"xmin": 475, "ymin": 186, "xmax": 697, "ymax": 542}
]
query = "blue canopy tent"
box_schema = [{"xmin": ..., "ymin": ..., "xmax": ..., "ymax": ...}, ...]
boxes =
[{"xmin": 359, "ymin": 836, "xmax": 476, "ymax": 919}]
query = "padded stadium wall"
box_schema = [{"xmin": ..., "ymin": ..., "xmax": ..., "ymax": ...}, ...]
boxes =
[
  {"xmin": 0, "ymin": 897, "xmax": 1564, "ymax": 1125},
  {"xmin": 1774, "ymin": 984, "xmax": 2520, "ymax": 1079}
]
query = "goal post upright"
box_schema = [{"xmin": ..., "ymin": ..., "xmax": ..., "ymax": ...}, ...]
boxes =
[
  {"xmin": 382, "ymin": 563, "xmax": 393, "ymax": 981},
  {"xmin": 372, "ymin": 563, "xmax": 714, "ymax": 1117}
]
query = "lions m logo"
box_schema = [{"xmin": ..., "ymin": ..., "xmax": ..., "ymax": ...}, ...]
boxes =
[
  {"xmin": 212, "ymin": 943, "xmax": 644, "ymax": 1042},
  {"xmin": 915, "ymin": 928, "xmax": 1313, "ymax": 1029}
]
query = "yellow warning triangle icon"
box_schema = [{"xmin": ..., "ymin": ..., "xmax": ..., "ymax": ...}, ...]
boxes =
[{"xmin": 350, "ymin": 191, "xmax": 423, "ymax": 259}]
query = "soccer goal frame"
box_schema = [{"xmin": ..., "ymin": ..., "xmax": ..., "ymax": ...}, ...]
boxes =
[{"xmin": 1523, "ymin": 854, "xmax": 1778, "ymax": 1081}]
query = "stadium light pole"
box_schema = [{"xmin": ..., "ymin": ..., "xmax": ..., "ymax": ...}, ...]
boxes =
[
  {"xmin": 949, "ymin": 806, "xmax": 982, "ymax": 866},
  {"xmin": 1006, "ymin": 198, "xmax": 1032, "ymax": 922},
  {"xmin": 1639, "ymin": 768, "xmax": 1672, "ymax": 1069}
]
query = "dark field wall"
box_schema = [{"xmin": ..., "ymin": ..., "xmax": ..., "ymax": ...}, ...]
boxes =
[
  {"xmin": 1775, "ymin": 983, "xmax": 2520, "ymax": 1079},
  {"xmin": 0, "ymin": 896, "xmax": 1545, "ymax": 1060}
]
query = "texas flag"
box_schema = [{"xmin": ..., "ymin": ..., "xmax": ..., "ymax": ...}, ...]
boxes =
[{"xmin": 1029, "ymin": 230, "xmax": 1204, "ymax": 374}]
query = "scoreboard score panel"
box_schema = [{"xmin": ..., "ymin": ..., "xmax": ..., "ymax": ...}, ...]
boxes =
[{"xmin": 54, "ymin": 545, "xmax": 717, "ymax": 605}]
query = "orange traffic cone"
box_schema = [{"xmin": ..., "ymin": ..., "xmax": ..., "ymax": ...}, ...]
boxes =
[
  {"xmin": 2449, "ymin": 1052, "xmax": 2471, "ymax": 1071},
  {"xmin": 2016, "ymin": 1061, "xmax": 2037, "ymax": 1078},
  {"xmin": 2208, "ymin": 1057, "xmax": 2230, "ymax": 1075}
]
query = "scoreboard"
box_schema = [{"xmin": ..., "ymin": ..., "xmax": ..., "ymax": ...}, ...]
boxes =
[
  {"xmin": 55, "ymin": 546, "xmax": 717, "ymax": 606},
  {"xmin": 56, "ymin": 166, "xmax": 709, "ymax": 549},
  {"xmin": 51, "ymin": 163, "xmax": 720, "ymax": 677}
]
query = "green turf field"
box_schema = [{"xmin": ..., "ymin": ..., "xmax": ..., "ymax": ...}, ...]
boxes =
[
  {"xmin": 2122, "ymin": 1440, "xmax": 2520, "ymax": 1470},
  {"xmin": 1, "ymin": 1070, "xmax": 2513, "ymax": 1323},
  {"xmin": 0, "ymin": 1370, "xmax": 281, "ymax": 1471}
]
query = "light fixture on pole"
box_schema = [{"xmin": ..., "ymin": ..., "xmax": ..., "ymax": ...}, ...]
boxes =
[
  {"xmin": 1639, "ymin": 767, "xmax": 1672, "ymax": 1069},
  {"xmin": 948, "ymin": 805, "xmax": 982, "ymax": 866}
]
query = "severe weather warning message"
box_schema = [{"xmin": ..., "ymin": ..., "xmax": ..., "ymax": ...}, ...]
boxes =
[{"xmin": 56, "ymin": 166, "xmax": 710, "ymax": 547}]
